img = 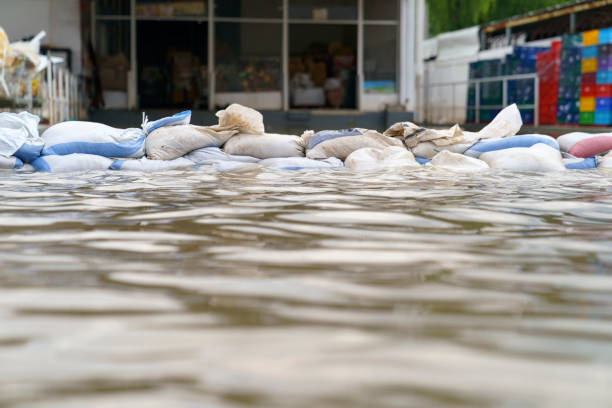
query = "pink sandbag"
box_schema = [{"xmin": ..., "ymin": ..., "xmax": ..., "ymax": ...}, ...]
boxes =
[{"xmin": 568, "ymin": 135, "xmax": 612, "ymax": 158}]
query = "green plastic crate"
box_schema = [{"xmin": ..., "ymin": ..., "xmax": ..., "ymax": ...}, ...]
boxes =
[{"xmin": 579, "ymin": 111, "xmax": 595, "ymax": 125}]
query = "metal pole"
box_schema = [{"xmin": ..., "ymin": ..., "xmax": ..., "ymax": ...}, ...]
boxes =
[
  {"xmin": 502, "ymin": 78, "xmax": 507, "ymax": 108},
  {"xmin": 208, "ymin": 0, "xmax": 215, "ymax": 111},
  {"xmin": 475, "ymin": 80, "xmax": 480, "ymax": 123},
  {"xmin": 357, "ymin": 0, "xmax": 364, "ymax": 111},
  {"xmin": 282, "ymin": 0, "xmax": 289, "ymax": 110},
  {"xmin": 570, "ymin": 13, "xmax": 576, "ymax": 34}
]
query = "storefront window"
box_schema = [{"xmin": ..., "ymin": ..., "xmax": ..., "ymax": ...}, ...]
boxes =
[
  {"xmin": 96, "ymin": 21, "xmax": 131, "ymax": 93},
  {"xmin": 364, "ymin": 0, "xmax": 397, "ymax": 20},
  {"xmin": 135, "ymin": 0, "xmax": 207, "ymax": 17},
  {"xmin": 364, "ymin": 25, "xmax": 397, "ymax": 94},
  {"xmin": 137, "ymin": 21, "xmax": 208, "ymax": 108},
  {"xmin": 215, "ymin": 0, "xmax": 282, "ymax": 19},
  {"xmin": 215, "ymin": 23, "xmax": 282, "ymax": 92},
  {"xmin": 97, "ymin": 0, "xmax": 130, "ymax": 15},
  {"xmin": 289, "ymin": 0, "xmax": 357, "ymax": 20},
  {"xmin": 289, "ymin": 24, "xmax": 357, "ymax": 108}
]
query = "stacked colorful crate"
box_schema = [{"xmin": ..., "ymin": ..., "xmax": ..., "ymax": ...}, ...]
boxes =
[
  {"xmin": 506, "ymin": 46, "xmax": 548, "ymax": 124},
  {"xmin": 557, "ymin": 34, "xmax": 582, "ymax": 124},
  {"xmin": 579, "ymin": 30, "xmax": 598, "ymax": 124},
  {"xmin": 595, "ymin": 28, "xmax": 612, "ymax": 125},
  {"xmin": 479, "ymin": 59, "xmax": 504, "ymax": 122},
  {"xmin": 536, "ymin": 41, "xmax": 561, "ymax": 124}
]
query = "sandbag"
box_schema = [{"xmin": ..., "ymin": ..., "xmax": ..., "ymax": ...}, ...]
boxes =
[
  {"xmin": 464, "ymin": 134, "xmax": 559, "ymax": 158},
  {"xmin": 306, "ymin": 129, "xmax": 402, "ymax": 160},
  {"xmin": 145, "ymin": 124, "xmax": 237, "ymax": 160},
  {"xmin": 223, "ymin": 133, "xmax": 305, "ymax": 159},
  {"xmin": 216, "ymin": 103, "xmax": 264, "ymax": 135},
  {"xmin": 0, "ymin": 111, "xmax": 43, "ymax": 162},
  {"xmin": 563, "ymin": 157, "xmax": 598, "ymax": 170},
  {"xmin": 31, "ymin": 153, "xmax": 113, "ymax": 172},
  {"xmin": 42, "ymin": 121, "xmax": 145, "ymax": 158},
  {"xmin": 0, "ymin": 155, "xmax": 23, "ymax": 169},
  {"xmin": 209, "ymin": 161, "xmax": 261, "ymax": 172},
  {"xmin": 557, "ymin": 132, "xmax": 608, "ymax": 152},
  {"xmin": 183, "ymin": 146, "xmax": 260, "ymax": 164},
  {"xmin": 259, "ymin": 157, "xmax": 343, "ymax": 170},
  {"xmin": 142, "ymin": 110, "xmax": 191, "ymax": 135},
  {"xmin": 479, "ymin": 143, "xmax": 565, "ymax": 172},
  {"xmin": 426, "ymin": 151, "xmax": 489, "ymax": 171},
  {"xmin": 568, "ymin": 135, "xmax": 612, "ymax": 158},
  {"xmin": 110, "ymin": 157, "xmax": 194, "ymax": 172},
  {"xmin": 344, "ymin": 146, "xmax": 420, "ymax": 170},
  {"xmin": 385, "ymin": 104, "xmax": 522, "ymax": 148},
  {"xmin": 598, "ymin": 152, "xmax": 612, "ymax": 169},
  {"xmin": 411, "ymin": 141, "xmax": 474, "ymax": 159}
]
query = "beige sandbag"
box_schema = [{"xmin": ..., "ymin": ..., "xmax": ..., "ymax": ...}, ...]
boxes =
[
  {"xmin": 426, "ymin": 151, "xmax": 489, "ymax": 171},
  {"xmin": 480, "ymin": 143, "xmax": 565, "ymax": 172},
  {"xmin": 215, "ymin": 103, "xmax": 264, "ymax": 135},
  {"xmin": 385, "ymin": 104, "xmax": 522, "ymax": 148},
  {"xmin": 306, "ymin": 129, "xmax": 403, "ymax": 160},
  {"xmin": 411, "ymin": 141, "xmax": 474, "ymax": 159},
  {"xmin": 345, "ymin": 146, "xmax": 420, "ymax": 170},
  {"xmin": 223, "ymin": 133, "xmax": 305, "ymax": 159},
  {"xmin": 145, "ymin": 124, "xmax": 237, "ymax": 160}
]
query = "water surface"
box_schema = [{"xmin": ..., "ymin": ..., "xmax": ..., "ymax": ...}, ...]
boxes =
[{"xmin": 1, "ymin": 166, "xmax": 612, "ymax": 407}]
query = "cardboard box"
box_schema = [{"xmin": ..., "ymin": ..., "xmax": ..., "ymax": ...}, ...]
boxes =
[{"xmin": 98, "ymin": 53, "xmax": 129, "ymax": 91}]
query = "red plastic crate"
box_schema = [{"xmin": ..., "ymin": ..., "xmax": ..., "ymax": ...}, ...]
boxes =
[
  {"xmin": 581, "ymin": 83, "xmax": 596, "ymax": 96},
  {"xmin": 596, "ymin": 84, "xmax": 612, "ymax": 97},
  {"xmin": 539, "ymin": 112, "xmax": 557, "ymax": 124},
  {"xmin": 582, "ymin": 72, "xmax": 597, "ymax": 85},
  {"xmin": 551, "ymin": 40, "xmax": 561, "ymax": 55},
  {"xmin": 538, "ymin": 103, "xmax": 558, "ymax": 115}
]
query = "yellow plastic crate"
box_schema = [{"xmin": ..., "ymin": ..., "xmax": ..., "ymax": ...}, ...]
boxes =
[
  {"xmin": 583, "ymin": 29, "xmax": 599, "ymax": 46},
  {"xmin": 581, "ymin": 57, "xmax": 598, "ymax": 73},
  {"xmin": 579, "ymin": 97, "xmax": 595, "ymax": 112}
]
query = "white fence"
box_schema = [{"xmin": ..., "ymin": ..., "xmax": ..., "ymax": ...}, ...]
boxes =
[
  {"xmin": 422, "ymin": 73, "xmax": 540, "ymax": 126},
  {"xmin": 44, "ymin": 63, "xmax": 81, "ymax": 124}
]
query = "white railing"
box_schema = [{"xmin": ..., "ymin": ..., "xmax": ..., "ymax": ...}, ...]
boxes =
[
  {"xmin": 421, "ymin": 73, "xmax": 540, "ymax": 126},
  {"xmin": 45, "ymin": 63, "xmax": 82, "ymax": 124}
]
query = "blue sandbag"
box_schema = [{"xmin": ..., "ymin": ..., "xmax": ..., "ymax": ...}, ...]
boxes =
[
  {"xmin": 464, "ymin": 134, "xmax": 559, "ymax": 158},
  {"xmin": 563, "ymin": 157, "xmax": 598, "ymax": 169}
]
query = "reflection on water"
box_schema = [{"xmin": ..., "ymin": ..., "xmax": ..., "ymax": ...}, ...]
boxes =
[{"xmin": 1, "ymin": 166, "xmax": 612, "ymax": 407}]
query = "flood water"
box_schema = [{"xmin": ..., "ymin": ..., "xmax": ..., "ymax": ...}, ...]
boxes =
[{"xmin": 1, "ymin": 166, "xmax": 611, "ymax": 407}]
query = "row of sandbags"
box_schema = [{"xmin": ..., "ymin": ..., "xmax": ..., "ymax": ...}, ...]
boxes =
[{"xmin": 1, "ymin": 103, "xmax": 612, "ymax": 173}]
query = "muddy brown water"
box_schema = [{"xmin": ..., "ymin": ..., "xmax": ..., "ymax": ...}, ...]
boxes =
[{"xmin": 1, "ymin": 166, "xmax": 611, "ymax": 407}]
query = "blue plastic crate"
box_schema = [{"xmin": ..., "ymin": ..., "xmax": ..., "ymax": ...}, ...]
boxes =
[
  {"xmin": 594, "ymin": 110, "xmax": 612, "ymax": 124},
  {"xmin": 596, "ymin": 70, "xmax": 612, "ymax": 84},
  {"xmin": 520, "ymin": 110, "xmax": 534, "ymax": 124},
  {"xmin": 596, "ymin": 97, "xmax": 612, "ymax": 111},
  {"xmin": 599, "ymin": 28, "xmax": 612, "ymax": 45},
  {"xmin": 582, "ymin": 45, "xmax": 598, "ymax": 59}
]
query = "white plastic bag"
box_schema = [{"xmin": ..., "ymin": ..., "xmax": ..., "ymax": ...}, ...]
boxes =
[
  {"xmin": 345, "ymin": 146, "xmax": 420, "ymax": 170},
  {"xmin": 184, "ymin": 146, "xmax": 260, "ymax": 164},
  {"xmin": 479, "ymin": 143, "xmax": 565, "ymax": 172},
  {"xmin": 145, "ymin": 124, "xmax": 237, "ymax": 160},
  {"xmin": 259, "ymin": 157, "xmax": 343, "ymax": 170},
  {"xmin": 42, "ymin": 121, "xmax": 145, "ymax": 158},
  {"xmin": 426, "ymin": 151, "xmax": 489, "ymax": 171},
  {"xmin": 216, "ymin": 103, "xmax": 264, "ymax": 135},
  {"xmin": 306, "ymin": 129, "xmax": 403, "ymax": 160},
  {"xmin": 0, "ymin": 111, "xmax": 42, "ymax": 161},
  {"xmin": 110, "ymin": 157, "xmax": 194, "ymax": 172},
  {"xmin": 31, "ymin": 153, "xmax": 113, "ymax": 172},
  {"xmin": 223, "ymin": 133, "xmax": 305, "ymax": 159}
]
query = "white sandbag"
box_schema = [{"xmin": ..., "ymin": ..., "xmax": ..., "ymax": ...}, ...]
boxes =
[
  {"xmin": 411, "ymin": 141, "xmax": 474, "ymax": 159},
  {"xmin": 110, "ymin": 157, "xmax": 194, "ymax": 172},
  {"xmin": 223, "ymin": 133, "xmax": 305, "ymax": 159},
  {"xmin": 42, "ymin": 121, "xmax": 145, "ymax": 158},
  {"xmin": 426, "ymin": 151, "xmax": 489, "ymax": 171},
  {"xmin": 142, "ymin": 110, "xmax": 191, "ymax": 135},
  {"xmin": 145, "ymin": 124, "xmax": 237, "ymax": 160},
  {"xmin": 345, "ymin": 146, "xmax": 420, "ymax": 170},
  {"xmin": 463, "ymin": 134, "xmax": 559, "ymax": 158},
  {"xmin": 306, "ymin": 128, "xmax": 403, "ymax": 160},
  {"xmin": 0, "ymin": 155, "xmax": 23, "ymax": 169},
  {"xmin": 556, "ymin": 132, "xmax": 612, "ymax": 158},
  {"xmin": 259, "ymin": 157, "xmax": 343, "ymax": 170},
  {"xmin": 386, "ymin": 104, "xmax": 522, "ymax": 148},
  {"xmin": 215, "ymin": 103, "xmax": 264, "ymax": 135},
  {"xmin": 0, "ymin": 111, "xmax": 43, "ymax": 162},
  {"xmin": 184, "ymin": 146, "xmax": 260, "ymax": 164},
  {"xmin": 16, "ymin": 164, "xmax": 35, "ymax": 172},
  {"xmin": 557, "ymin": 132, "xmax": 607, "ymax": 153},
  {"xmin": 479, "ymin": 143, "xmax": 565, "ymax": 172},
  {"xmin": 31, "ymin": 153, "xmax": 113, "ymax": 172}
]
